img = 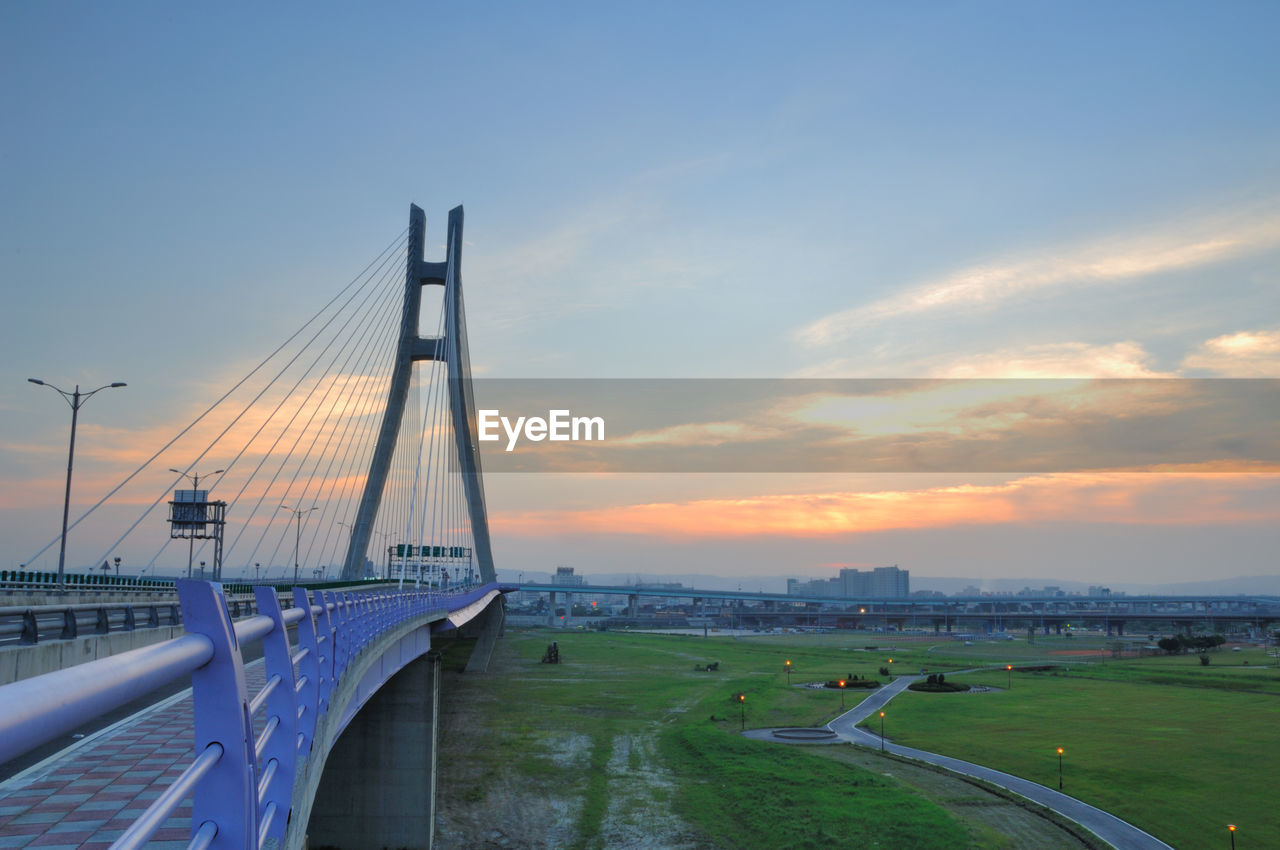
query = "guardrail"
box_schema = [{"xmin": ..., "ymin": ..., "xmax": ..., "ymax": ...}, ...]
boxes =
[
  {"xmin": 0, "ymin": 579, "xmax": 475, "ymax": 849},
  {"xmin": 0, "ymin": 569, "xmax": 403, "ymax": 597}
]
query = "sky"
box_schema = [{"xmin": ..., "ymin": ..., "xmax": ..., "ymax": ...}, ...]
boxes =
[{"xmin": 2, "ymin": 2, "xmax": 1278, "ymax": 590}]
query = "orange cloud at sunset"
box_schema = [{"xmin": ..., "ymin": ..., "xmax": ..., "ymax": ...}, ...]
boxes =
[{"xmin": 490, "ymin": 469, "xmax": 1280, "ymax": 540}]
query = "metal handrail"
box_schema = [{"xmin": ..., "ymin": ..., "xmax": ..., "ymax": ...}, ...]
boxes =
[
  {"xmin": 0, "ymin": 632, "xmax": 216, "ymax": 763},
  {"xmin": 110, "ymin": 742, "xmax": 224, "ymax": 849}
]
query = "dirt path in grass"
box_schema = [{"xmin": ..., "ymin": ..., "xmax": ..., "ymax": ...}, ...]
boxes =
[{"xmin": 432, "ymin": 638, "xmax": 703, "ymax": 850}]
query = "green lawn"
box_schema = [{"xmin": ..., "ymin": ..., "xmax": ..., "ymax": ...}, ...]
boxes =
[
  {"xmin": 438, "ymin": 629, "xmax": 984, "ymax": 849},
  {"xmin": 438, "ymin": 628, "xmax": 1279, "ymax": 849},
  {"xmin": 861, "ymin": 669, "xmax": 1279, "ymax": 848}
]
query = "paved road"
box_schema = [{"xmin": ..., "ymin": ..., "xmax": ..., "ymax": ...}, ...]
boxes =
[{"xmin": 823, "ymin": 675, "xmax": 1173, "ymax": 850}]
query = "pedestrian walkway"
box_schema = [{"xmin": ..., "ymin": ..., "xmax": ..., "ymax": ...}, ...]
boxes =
[
  {"xmin": 0, "ymin": 663, "xmax": 265, "ymax": 848},
  {"xmin": 753, "ymin": 674, "xmax": 1173, "ymax": 850}
]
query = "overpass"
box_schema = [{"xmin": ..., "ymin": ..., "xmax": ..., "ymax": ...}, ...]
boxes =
[{"xmin": 522, "ymin": 582, "xmax": 1280, "ymax": 635}]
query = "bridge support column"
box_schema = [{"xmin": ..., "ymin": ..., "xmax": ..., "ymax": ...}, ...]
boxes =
[
  {"xmin": 308, "ymin": 650, "xmax": 442, "ymax": 849},
  {"xmin": 464, "ymin": 598, "xmax": 506, "ymax": 673},
  {"xmin": 627, "ymin": 594, "xmax": 638, "ymax": 618},
  {"xmin": 548, "ymin": 591, "xmax": 556, "ymax": 627}
]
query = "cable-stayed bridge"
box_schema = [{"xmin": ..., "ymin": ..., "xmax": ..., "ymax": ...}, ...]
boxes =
[{"xmin": 1, "ymin": 205, "xmax": 507, "ymax": 849}]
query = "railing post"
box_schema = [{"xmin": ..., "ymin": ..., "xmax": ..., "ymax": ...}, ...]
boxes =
[
  {"xmin": 21, "ymin": 609, "xmax": 38, "ymax": 644},
  {"xmin": 176, "ymin": 579, "xmax": 256, "ymax": 849},
  {"xmin": 291, "ymin": 587, "xmax": 320, "ymax": 756},
  {"xmin": 312, "ymin": 590, "xmax": 335, "ymax": 715},
  {"xmin": 61, "ymin": 608, "xmax": 77, "ymax": 639},
  {"xmin": 253, "ymin": 587, "xmax": 297, "ymax": 847},
  {"xmin": 327, "ymin": 592, "xmax": 347, "ymax": 678}
]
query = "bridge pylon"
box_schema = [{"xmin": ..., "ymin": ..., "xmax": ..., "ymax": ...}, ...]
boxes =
[{"xmin": 341, "ymin": 204, "xmax": 496, "ymax": 584}]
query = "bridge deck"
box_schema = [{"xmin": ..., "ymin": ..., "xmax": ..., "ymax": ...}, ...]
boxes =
[{"xmin": 0, "ymin": 662, "xmax": 267, "ymax": 848}]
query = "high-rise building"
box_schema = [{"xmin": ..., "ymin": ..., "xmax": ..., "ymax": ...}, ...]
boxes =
[{"xmin": 787, "ymin": 565, "xmax": 909, "ymax": 598}]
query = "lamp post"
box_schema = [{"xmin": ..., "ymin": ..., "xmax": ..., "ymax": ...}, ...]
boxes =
[
  {"xmin": 785, "ymin": 659, "xmax": 792, "ymax": 686},
  {"xmin": 169, "ymin": 468, "xmax": 224, "ymax": 578},
  {"xmin": 737, "ymin": 692, "xmax": 745, "ymax": 731},
  {"xmin": 838, "ymin": 679, "xmax": 846, "ymax": 710},
  {"xmin": 1228, "ymin": 824, "xmax": 1236, "ymax": 849},
  {"xmin": 1007, "ymin": 664, "xmax": 1013, "ymax": 690},
  {"xmin": 113, "ymin": 556, "xmax": 121, "ymax": 577},
  {"xmin": 279, "ymin": 505, "xmax": 318, "ymax": 583},
  {"xmin": 27, "ymin": 378, "xmax": 127, "ymax": 592},
  {"xmin": 255, "ymin": 562, "xmax": 261, "ymax": 581},
  {"xmin": 1057, "ymin": 747, "xmax": 1064, "ymax": 790},
  {"xmin": 879, "ymin": 710, "xmax": 886, "ymax": 751}
]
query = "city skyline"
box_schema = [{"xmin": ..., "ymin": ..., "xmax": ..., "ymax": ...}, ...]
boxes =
[{"xmin": 3, "ymin": 2, "xmax": 1278, "ymax": 585}]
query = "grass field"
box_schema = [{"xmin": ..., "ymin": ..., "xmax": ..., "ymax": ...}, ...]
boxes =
[
  {"xmin": 434, "ymin": 629, "xmax": 1078, "ymax": 849},
  {"xmin": 434, "ymin": 627, "xmax": 1277, "ymax": 849},
  {"xmin": 845, "ymin": 640, "xmax": 1280, "ymax": 848}
]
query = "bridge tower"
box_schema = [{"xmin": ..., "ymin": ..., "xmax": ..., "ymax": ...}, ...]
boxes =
[{"xmin": 341, "ymin": 204, "xmax": 496, "ymax": 583}]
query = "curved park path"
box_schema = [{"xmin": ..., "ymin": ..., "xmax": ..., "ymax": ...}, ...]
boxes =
[{"xmin": 821, "ymin": 675, "xmax": 1174, "ymax": 850}]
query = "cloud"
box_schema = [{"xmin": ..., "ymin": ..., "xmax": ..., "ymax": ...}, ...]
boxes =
[
  {"xmin": 1182, "ymin": 327, "xmax": 1280, "ymax": 377},
  {"xmin": 491, "ymin": 469, "xmax": 1280, "ymax": 540},
  {"xmin": 797, "ymin": 209, "xmax": 1280, "ymax": 346},
  {"xmin": 934, "ymin": 341, "xmax": 1173, "ymax": 379}
]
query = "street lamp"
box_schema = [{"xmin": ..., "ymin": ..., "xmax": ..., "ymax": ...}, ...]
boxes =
[
  {"xmin": 169, "ymin": 467, "xmax": 224, "ymax": 578},
  {"xmin": 255, "ymin": 562, "xmax": 261, "ymax": 581},
  {"xmin": 838, "ymin": 679, "xmax": 846, "ymax": 710},
  {"xmin": 1228, "ymin": 824, "xmax": 1236, "ymax": 849},
  {"xmin": 1007, "ymin": 664, "xmax": 1013, "ymax": 690},
  {"xmin": 879, "ymin": 710, "xmax": 886, "ymax": 751},
  {"xmin": 1057, "ymin": 747, "xmax": 1064, "ymax": 790},
  {"xmin": 279, "ymin": 504, "xmax": 318, "ymax": 583},
  {"xmin": 737, "ymin": 692, "xmax": 746, "ymax": 731},
  {"xmin": 113, "ymin": 556, "xmax": 121, "ymax": 577},
  {"xmin": 27, "ymin": 378, "xmax": 127, "ymax": 592},
  {"xmin": 785, "ymin": 659, "xmax": 792, "ymax": 686}
]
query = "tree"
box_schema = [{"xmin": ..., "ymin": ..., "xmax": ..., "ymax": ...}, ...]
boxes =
[{"xmin": 1158, "ymin": 637, "xmax": 1181, "ymax": 655}]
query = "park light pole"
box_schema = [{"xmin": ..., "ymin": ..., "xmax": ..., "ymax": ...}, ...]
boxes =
[
  {"xmin": 838, "ymin": 679, "xmax": 846, "ymax": 710},
  {"xmin": 169, "ymin": 467, "xmax": 224, "ymax": 578},
  {"xmin": 1007, "ymin": 664, "xmax": 1013, "ymax": 690},
  {"xmin": 785, "ymin": 658, "xmax": 791, "ymax": 685},
  {"xmin": 27, "ymin": 378, "xmax": 127, "ymax": 592},
  {"xmin": 879, "ymin": 710, "xmax": 886, "ymax": 751},
  {"xmin": 279, "ymin": 504, "xmax": 318, "ymax": 583},
  {"xmin": 737, "ymin": 692, "xmax": 746, "ymax": 731},
  {"xmin": 1057, "ymin": 747, "xmax": 1064, "ymax": 790},
  {"xmin": 1227, "ymin": 824, "xmax": 1236, "ymax": 849}
]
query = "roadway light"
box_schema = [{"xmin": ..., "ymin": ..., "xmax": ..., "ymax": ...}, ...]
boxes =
[
  {"xmin": 879, "ymin": 710, "xmax": 886, "ymax": 751},
  {"xmin": 1057, "ymin": 747, "xmax": 1064, "ymax": 790},
  {"xmin": 279, "ymin": 504, "xmax": 319, "ymax": 583},
  {"xmin": 838, "ymin": 679, "xmax": 846, "ymax": 710},
  {"xmin": 28, "ymin": 378, "xmax": 127, "ymax": 592}
]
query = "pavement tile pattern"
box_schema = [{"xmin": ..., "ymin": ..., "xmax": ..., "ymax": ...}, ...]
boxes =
[{"xmin": 0, "ymin": 663, "xmax": 267, "ymax": 848}]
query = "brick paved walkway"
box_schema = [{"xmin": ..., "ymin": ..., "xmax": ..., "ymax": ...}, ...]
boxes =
[{"xmin": 0, "ymin": 662, "xmax": 266, "ymax": 849}]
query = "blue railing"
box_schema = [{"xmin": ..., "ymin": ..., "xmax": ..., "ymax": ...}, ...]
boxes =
[{"xmin": 0, "ymin": 579, "xmax": 497, "ymax": 849}]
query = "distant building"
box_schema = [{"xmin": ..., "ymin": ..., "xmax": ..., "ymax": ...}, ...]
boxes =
[
  {"xmin": 788, "ymin": 565, "xmax": 909, "ymax": 598},
  {"xmin": 552, "ymin": 566, "xmax": 584, "ymax": 586}
]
